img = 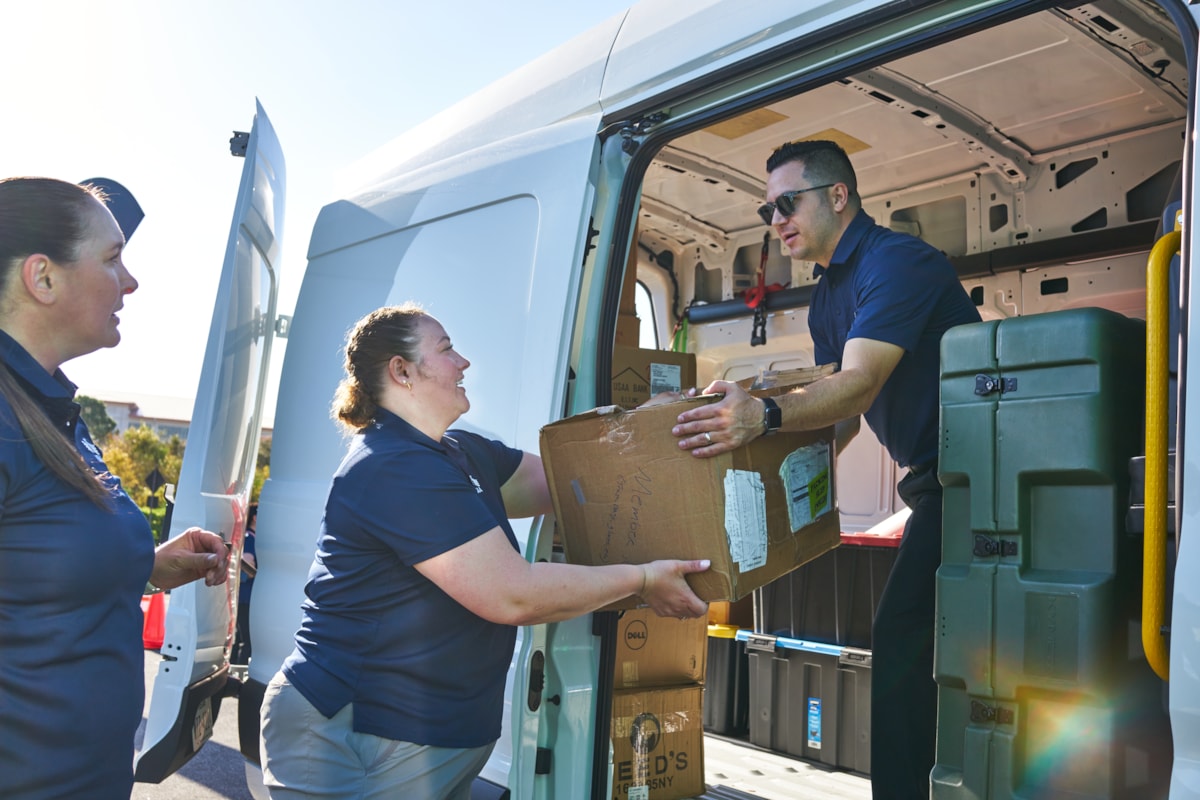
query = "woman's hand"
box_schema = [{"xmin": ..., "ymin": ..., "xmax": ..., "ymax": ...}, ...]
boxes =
[
  {"xmin": 637, "ymin": 559, "xmax": 710, "ymax": 619},
  {"xmin": 150, "ymin": 527, "xmax": 231, "ymax": 591}
]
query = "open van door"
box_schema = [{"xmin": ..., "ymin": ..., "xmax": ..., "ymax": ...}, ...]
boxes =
[{"xmin": 135, "ymin": 99, "xmax": 285, "ymax": 782}]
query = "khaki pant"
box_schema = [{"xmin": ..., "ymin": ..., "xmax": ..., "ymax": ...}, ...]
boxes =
[{"xmin": 260, "ymin": 672, "xmax": 495, "ymax": 800}]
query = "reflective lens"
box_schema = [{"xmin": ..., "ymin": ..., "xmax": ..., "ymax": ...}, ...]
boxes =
[{"xmin": 756, "ymin": 183, "xmax": 835, "ymax": 225}]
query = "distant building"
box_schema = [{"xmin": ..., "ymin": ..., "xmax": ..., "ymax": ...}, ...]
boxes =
[{"xmin": 85, "ymin": 391, "xmax": 273, "ymax": 443}]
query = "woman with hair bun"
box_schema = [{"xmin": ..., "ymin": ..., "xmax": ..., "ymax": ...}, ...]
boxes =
[
  {"xmin": 260, "ymin": 303, "xmax": 709, "ymax": 799},
  {"xmin": 0, "ymin": 176, "xmax": 231, "ymax": 799}
]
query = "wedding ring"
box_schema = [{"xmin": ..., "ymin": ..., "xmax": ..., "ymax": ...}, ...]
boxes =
[{"xmin": 703, "ymin": 432, "xmax": 712, "ymax": 444}]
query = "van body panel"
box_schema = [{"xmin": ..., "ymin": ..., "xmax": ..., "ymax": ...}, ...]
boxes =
[
  {"xmin": 137, "ymin": 99, "xmax": 284, "ymax": 782},
  {"xmin": 1170, "ymin": 20, "xmax": 1200, "ymax": 785}
]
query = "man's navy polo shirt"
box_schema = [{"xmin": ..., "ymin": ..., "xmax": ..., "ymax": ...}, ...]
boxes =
[
  {"xmin": 282, "ymin": 409, "xmax": 524, "ymax": 748},
  {"xmin": 809, "ymin": 210, "xmax": 981, "ymax": 468},
  {"xmin": 0, "ymin": 329, "xmax": 154, "ymax": 798}
]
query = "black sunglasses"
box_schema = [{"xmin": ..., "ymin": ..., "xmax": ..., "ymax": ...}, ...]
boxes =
[{"xmin": 757, "ymin": 183, "xmax": 836, "ymax": 225}]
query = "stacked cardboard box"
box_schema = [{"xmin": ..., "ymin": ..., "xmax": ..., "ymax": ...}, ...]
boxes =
[
  {"xmin": 611, "ymin": 609, "xmax": 708, "ymax": 800},
  {"xmin": 611, "ymin": 346, "xmax": 696, "ymax": 409}
]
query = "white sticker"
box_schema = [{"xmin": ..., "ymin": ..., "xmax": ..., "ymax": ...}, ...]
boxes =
[
  {"xmin": 780, "ymin": 441, "xmax": 832, "ymax": 532},
  {"xmin": 628, "ymin": 788, "xmax": 649, "ymax": 800},
  {"xmin": 649, "ymin": 362, "xmax": 682, "ymax": 396},
  {"xmin": 723, "ymin": 470, "xmax": 768, "ymax": 571}
]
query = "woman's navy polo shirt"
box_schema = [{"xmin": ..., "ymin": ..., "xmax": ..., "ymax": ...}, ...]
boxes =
[
  {"xmin": 0, "ymin": 330, "xmax": 154, "ymax": 799},
  {"xmin": 281, "ymin": 409, "xmax": 524, "ymax": 748},
  {"xmin": 809, "ymin": 210, "xmax": 981, "ymax": 468}
]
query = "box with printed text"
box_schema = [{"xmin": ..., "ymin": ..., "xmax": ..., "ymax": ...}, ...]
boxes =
[
  {"xmin": 539, "ymin": 374, "xmax": 841, "ymax": 606},
  {"xmin": 614, "ymin": 608, "xmax": 708, "ymax": 689},
  {"xmin": 611, "ymin": 346, "xmax": 697, "ymax": 408},
  {"xmin": 611, "ymin": 685, "xmax": 706, "ymax": 800}
]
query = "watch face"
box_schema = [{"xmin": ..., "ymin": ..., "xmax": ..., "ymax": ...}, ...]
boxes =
[{"xmin": 763, "ymin": 397, "xmax": 782, "ymax": 433}]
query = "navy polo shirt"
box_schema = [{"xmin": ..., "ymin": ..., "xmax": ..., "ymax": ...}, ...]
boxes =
[
  {"xmin": 809, "ymin": 210, "xmax": 980, "ymax": 468},
  {"xmin": 0, "ymin": 330, "xmax": 154, "ymax": 799},
  {"xmin": 282, "ymin": 409, "xmax": 524, "ymax": 748}
]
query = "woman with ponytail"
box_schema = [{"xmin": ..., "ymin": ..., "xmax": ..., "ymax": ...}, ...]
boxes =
[
  {"xmin": 0, "ymin": 177, "xmax": 231, "ymax": 799},
  {"xmin": 260, "ymin": 304, "xmax": 710, "ymax": 799}
]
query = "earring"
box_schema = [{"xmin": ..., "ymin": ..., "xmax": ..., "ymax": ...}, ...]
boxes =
[{"xmin": 402, "ymin": 380, "xmax": 412, "ymax": 391}]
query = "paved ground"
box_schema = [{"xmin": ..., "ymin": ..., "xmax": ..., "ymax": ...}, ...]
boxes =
[{"xmin": 134, "ymin": 648, "xmax": 870, "ymax": 800}]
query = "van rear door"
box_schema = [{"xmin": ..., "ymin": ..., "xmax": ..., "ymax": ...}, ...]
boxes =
[{"xmin": 135, "ymin": 99, "xmax": 285, "ymax": 782}]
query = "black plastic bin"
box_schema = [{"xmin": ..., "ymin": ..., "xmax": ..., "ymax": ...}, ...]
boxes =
[
  {"xmin": 703, "ymin": 624, "xmax": 749, "ymax": 736},
  {"xmin": 755, "ymin": 527, "xmax": 901, "ymax": 647},
  {"xmin": 739, "ymin": 631, "xmax": 873, "ymax": 775}
]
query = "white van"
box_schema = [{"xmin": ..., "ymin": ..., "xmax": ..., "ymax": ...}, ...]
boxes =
[{"xmin": 141, "ymin": 0, "xmax": 1199, "ymax": 797}]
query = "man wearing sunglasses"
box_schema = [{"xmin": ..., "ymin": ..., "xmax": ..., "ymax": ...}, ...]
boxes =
[{"xmin": 673, "ymin": 139, "xmax": 980, "ymax": 800}]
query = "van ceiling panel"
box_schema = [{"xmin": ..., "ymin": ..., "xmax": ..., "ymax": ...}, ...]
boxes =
[
  {"xmin": 888, "ymin": 11, "xmax": 1185, "ymax": 153},
  {"xmin": 639, "ymin": 0, "xmax": 1186, "ymax": 275}
]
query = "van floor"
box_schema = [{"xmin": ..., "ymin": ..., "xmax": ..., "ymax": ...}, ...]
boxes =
[{"xmin": 699, "ymin": 734, "xmax": 871, "ymax": 799}]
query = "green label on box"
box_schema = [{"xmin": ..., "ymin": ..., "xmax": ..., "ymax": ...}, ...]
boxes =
[{"xmin": 780, "ymin": 441, "xmax": 832, "ymax": 532}]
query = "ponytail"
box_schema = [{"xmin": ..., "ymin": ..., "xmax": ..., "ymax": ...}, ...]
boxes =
[{"xmin": 0, "ymin": 363, "xmax": 111, "ymax": 508}]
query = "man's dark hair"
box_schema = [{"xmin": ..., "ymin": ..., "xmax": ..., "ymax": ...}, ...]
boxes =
[{"xmin": 766, "ymin": 140, "xmax": 859, "ymax": 201}]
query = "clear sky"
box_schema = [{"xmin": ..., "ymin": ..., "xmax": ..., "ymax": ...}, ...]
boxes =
[{"xmin": 2, "ymin": 0, "xmax": 634, "ymax": 423}]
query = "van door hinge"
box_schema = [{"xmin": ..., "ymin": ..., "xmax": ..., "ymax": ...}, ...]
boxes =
[
  {"xmin": 970, "ymin": 700, "xmax": 1014, "ymax": 724},
  {"xmin": 975, "ymin": 374, "xmax": 1017, "ymax": 396},
  {"xmin": 535, "ymin": 747, "xmax": 552, "ymax": 775},
  {"xmin": 274, "ymin": 315, "xmax": 292, "ymax": 339},
  {"xmin": 620, "ymin": 112, "xmax": 670, "ymax": 155},
  {"xmin": 974, "ymin": 534, "xmax": 1017, "ymax": 558},
  {"xmin": 229, "ymin": 131, "xmax": 250, "ymax": 158}
]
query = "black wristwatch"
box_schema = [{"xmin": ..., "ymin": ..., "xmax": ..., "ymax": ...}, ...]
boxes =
[{"xmin": 761, "ymin": 397, "xmax": 782, "ymax": 436}]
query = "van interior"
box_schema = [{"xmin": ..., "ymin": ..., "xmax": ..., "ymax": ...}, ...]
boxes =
[
  {"xmin": 622, "ymin": 0, "xmax": 1181, "ymax": 528},
  {"xmin": 606, "ymin": 0, "xmax": 1184, "ymax": 792}
]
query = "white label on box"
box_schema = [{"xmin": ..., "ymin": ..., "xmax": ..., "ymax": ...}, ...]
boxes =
[
  {"xmin": 628, "ymin": 788, "xmax": 649, "ymax": 800},
  {"xmin": 780, "ymin": 441, "xmax": 832, "ymax": 532},
  {"xmin": 723, "ymin": 470, "xmax": 768, "ymax": 571},
  {"xmin": 649, "ymin": 362, "xmax": 682, "ymax": 396}
]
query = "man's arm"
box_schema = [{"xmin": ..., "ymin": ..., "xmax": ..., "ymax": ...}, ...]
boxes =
[{"xmin": 671, "ymin": 337, "xmax": 903, "ymax": 457}]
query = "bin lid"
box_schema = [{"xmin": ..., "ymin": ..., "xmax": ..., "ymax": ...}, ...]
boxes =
[
  {"xmin": 841, "ymin": 508, "xmax": 909, "ymax": 547},
  {"xmin": 840, "ymin": 529, "xmax": 902, "ymax": 548},
  {"xmin": 707, "ymin": 624, "xmax": 741, "ymax": 639},
  {"xmin": 734, "ymin": 630, "xmax": 843, "ymax": 656}
]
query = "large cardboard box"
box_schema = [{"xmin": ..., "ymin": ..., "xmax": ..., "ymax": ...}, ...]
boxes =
[
  {"xmin": 614, "ymin": 609, "xmax": 707, "ymax": 689},
  {"xmin": 611, "ymin": 685, "xmax": 705, "ymax": 800},
  {"xmin": 611, "ymin": 347, "xmax": 697, "ymax": 409},
  {"xmin": 540, "ymin": 388, "xmax": 841, "ymax": 605}
]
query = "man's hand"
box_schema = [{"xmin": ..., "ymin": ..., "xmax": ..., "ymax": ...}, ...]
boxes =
[{"xmin": 671, "ymin": 380, "xmax": 764, "ymax": 458}]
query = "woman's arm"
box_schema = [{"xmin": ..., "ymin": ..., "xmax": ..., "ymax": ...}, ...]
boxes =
[
  {"xmin": 415, "ymin": 527, "xmax": 709, "ymax": 625},
  {"xmin": 150, "ymin": 527, "xmax": 231, "ymax": 591},
  {"xmin": 500, "ymin": 452, "xmax": 554, "ymax": 519}
]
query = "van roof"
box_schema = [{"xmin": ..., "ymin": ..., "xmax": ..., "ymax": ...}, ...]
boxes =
[{"xmin": 338, "ymin": 2, "xmax": 889, "ymax": 195}]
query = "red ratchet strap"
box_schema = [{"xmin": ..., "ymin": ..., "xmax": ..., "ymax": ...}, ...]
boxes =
[{"xmin": 747, "ymin": 232, "xmax": 788, "ymax": 346}]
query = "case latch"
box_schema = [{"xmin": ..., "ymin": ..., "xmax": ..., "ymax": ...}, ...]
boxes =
[{"xmin": 975, "ymin": 374, "xmax": 1017, "ymax": 396}]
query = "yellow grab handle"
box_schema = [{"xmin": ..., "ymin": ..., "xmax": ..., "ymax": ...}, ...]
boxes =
[{"xmin": 1144, "ymin": 228, "xmax": 1180, "ymax": 681}]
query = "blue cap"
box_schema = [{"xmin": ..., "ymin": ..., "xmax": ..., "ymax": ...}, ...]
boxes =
[{"xmin": 80, "ymin": 177, "xmax": 144, "ymax": 241}]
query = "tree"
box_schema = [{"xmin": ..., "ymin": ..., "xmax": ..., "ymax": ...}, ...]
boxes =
[
  {"xmin": 102, "ymin": 424, "xmax": 181, "ymax": 507},
  {"xmin": 77, "ymin": 395, "xmax": 117, "ymax": 442}
]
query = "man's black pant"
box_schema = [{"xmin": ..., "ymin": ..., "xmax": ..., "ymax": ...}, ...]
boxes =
[{"xmin": 871, "ymin": 464, "xmax": 942, "ymax": 800}]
